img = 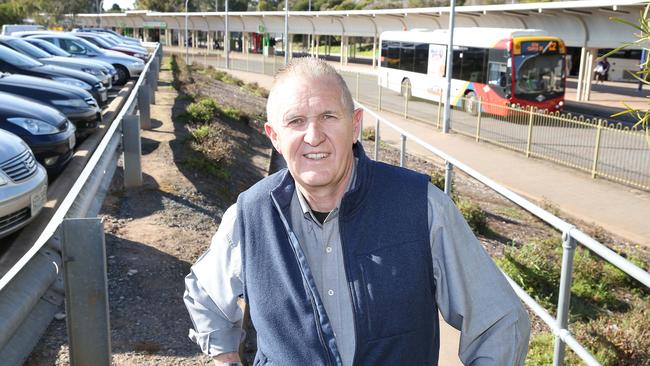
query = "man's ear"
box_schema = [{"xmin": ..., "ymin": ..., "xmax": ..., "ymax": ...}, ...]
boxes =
[
  {"xmin": 264, "ymin": 122, "xmax": 282, "ymax": 155},
  {"xmin": 352, "ymin": 108, "xmax": 363, "ymax": 144}
]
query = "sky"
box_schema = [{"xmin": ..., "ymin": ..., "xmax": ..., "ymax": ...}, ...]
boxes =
[{"xmin": 103, "ymin": 0, "xmax": 136, "ymax": 11}]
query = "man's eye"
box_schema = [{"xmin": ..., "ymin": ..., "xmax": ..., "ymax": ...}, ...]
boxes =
[
  {"xmin": 323, "ymin": 114, "xmax": 336, "ymax": 120},
  {"xmin": 287, "ymin": 119, "xmax": 304, "ymax": 126}
]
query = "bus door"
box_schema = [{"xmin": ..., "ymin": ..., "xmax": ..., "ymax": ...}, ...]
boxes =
[{"xmin": 485, "ymin": 48, "xmax": 512, "ymax": 113}]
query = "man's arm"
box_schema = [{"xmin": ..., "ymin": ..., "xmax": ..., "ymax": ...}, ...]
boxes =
[
  {"xmin": 427, "ymin": 184, "xmax": 531, "ymax": 366},
  {"xmin": 183, "ymin": 204, "xmax": 245, "ymax": 363}
]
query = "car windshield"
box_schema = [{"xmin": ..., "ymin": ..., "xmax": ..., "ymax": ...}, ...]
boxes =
[
  {"xmin": 83, "ymin": 34, "xmax": 112, "ymax": 48},
  {"xmin": 513, "ymin": 40, "xmax": 565, "ymax": 101},
  {"xmin": 72, "ymin": 37, "xmax": 105, "ymax": 54},
  {"xmin": 101, "ymin": 34, "xmax": 123, "ymax": 45},
  {"xmin": 27, "ymin": 39, "xmax": 71, "ymax": 57},
  {"xmin": 0, "ymin": 44, "xmax": 42, "ymax": 67},
  {"xmin": 6, "ymin": 39, "xmax": 51, "ymax": 59}
]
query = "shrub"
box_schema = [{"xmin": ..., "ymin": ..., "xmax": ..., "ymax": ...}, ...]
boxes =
[
  {"xmin": 361, "ymin": 127, "xmax": 375, "ymax": 141},
  {"xmin": 187, "ymin": 98, "xmax": 218, "ymax": 125},
  {"xmin": 430, "ymin": 170, "xmax": 445, "ymax": 192},
  {"xmin": 455, "ymin": 199, "xmax": 488, "ymax": 235},
  {"xmin": 190, "ymin": 124, "xmax": 210, "ymax": 142}
]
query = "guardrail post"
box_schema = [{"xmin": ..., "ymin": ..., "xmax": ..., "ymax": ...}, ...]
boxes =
[
  {"xmin": 399, "ymin": 134, "xmax": 406, "ymax": 167},
  {"xmin": 138, "ymin": 89, "xmax": 151, "ymax": 130},
  {"xmin": 526, "ymin": 106, "xmax": 535, "ymax": 158},
  {"xmin": 61, "ymin": 218, "xmax": 111, "ymax": 366},
  {"xmin": 355, "ymin": 72, "xmax": 360, "ymax": 100},
  {"xmin": 374, "ymin": 117, "xmax": 380, "ymax": 161},
  {"xmin": 444, "ymin": 161, "xmax": 453, "ymax": 196},
  {"xmin": 591, "ymin": 119, "xmax": 604, "ymax": 178},
  {"xmin": 148, "ymin": 71, "xmax": 156, "ymax": 105},
  {"xmin": 123, "ymin": 114, "xmax": 143, "ymax": 188},
  {"xmin": 553, "ymin": 230, "xmax": 577, "ymax": 366},
  {"xmin": 475, "ymin": 96, "xmax": 482, "ymax": 141}
]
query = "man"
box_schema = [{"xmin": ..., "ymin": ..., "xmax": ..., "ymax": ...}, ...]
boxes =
[{"xmin": 184, "ymin": 58, "xmax": 530, "ymax": 366}]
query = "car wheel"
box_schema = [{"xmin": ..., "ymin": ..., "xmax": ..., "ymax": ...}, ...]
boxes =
[
  {"xmin": 114, "ymin": 65, "xmax": 129, "ymax": 85},
  {"xmin": 400, "ymin": 79, "xmax": 412, "ymax": 101},
  {"xmin": 464, "ymin": 91, "xmax": 478, "ymax": 116}
]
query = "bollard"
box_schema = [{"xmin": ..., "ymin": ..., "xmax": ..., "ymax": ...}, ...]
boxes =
[
  {"xmin": 122, "ymin": 115, "xmax": 142, "ymax": 188},
  {"xmin": 62, "ymin": 218, "xmax": 111, "ymax": 366},
  {"xmin": 138, "ymin": 88, "xmax": 151, "ymax": 130},
  {"xmin": 553, "ymin": 230, "xmax": 577, "ymax": 366}
]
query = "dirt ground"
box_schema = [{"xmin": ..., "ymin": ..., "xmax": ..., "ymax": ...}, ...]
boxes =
[{"xmin": 24, "ymin": 56, "xmax": 649, "ymax": 365}]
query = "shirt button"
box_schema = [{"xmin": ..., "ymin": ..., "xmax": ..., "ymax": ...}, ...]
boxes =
[
  {"xmin": 328, "ymin": 289, "xmax": 334, "ymax": 296},
  {"xmin": 326, "ymin": 246, "xmax": 333, "ymax": 253}
]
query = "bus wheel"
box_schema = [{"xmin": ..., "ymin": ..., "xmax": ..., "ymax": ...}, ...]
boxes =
[
  {"xmin": 464, "ymin": 91, "xmax": 478, "ymax": 116},
  {"xmin": 401, "ymin": 79, "xmax": 412, "ymax": 100}
]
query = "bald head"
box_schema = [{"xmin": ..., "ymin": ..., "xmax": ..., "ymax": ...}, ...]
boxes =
[{"xmin": 266, "ymin": 57, "xmax": 355, "ymax": 125}]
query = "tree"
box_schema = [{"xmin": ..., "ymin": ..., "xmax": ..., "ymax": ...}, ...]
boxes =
[
  {"xmin": 607, "ymin": 5, "xmax": 650, "ymax": 145},
  {"xmin": 108, "ymin": 3, "xmax": 122, "ymax": 12}
]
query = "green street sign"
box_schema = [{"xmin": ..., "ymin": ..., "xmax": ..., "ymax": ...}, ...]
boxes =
[{"xmin": 258, "ymin": 24, "xmax": 266, "ymax": 33}]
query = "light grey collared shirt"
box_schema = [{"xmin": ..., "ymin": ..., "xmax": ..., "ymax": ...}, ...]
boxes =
[{"xmin": 184, "ymin": 166, "xmax": 530, "ymax": 365}]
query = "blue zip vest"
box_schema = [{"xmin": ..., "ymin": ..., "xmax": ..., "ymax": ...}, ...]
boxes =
[{"xmin": 237, "ymin": 143, "xmax": 439, "ymax": 365}]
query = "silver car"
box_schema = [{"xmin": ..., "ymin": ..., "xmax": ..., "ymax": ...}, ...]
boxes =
[
  {"xmin": 25, "ymin": 33, "xmax": 145, "ymax": 85},
  {"xmin": 0, "ymin": 130, "xmax": 48, "ymax": 239}
]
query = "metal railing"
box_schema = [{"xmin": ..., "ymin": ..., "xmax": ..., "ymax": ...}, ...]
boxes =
[
  {"xmin": 357, "ymin": 101, "xmax": 650, "ymax": 366},
  {"xmin": 0, "ymin": 42, "xmax": 162, "ymax": 365}
]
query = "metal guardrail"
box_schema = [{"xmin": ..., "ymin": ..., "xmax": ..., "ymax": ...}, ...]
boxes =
[
  {"xmin": 357, "ymin": 102, "xmax": 650, "ymax": 366},
  {"xmin": 0, "ymin": 42, "xmax": 163, "ymax": 365}
]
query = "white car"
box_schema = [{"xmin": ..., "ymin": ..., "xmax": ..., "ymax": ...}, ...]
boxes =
[{"xmin": 0, "ymin": 130, "xmax": 48, "ymax": 239}]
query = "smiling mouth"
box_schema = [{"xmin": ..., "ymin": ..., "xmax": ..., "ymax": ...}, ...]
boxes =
[{"xmin": 304, "ymin": 153, "xmax": 329, "ymax": 160}]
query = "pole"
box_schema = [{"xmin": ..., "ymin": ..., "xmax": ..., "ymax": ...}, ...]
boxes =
[
  {"xmin": 225, "ymin": 0, "xmax": 230, "ymax": 69},
  {"xmin": 442, "ymin": 0, "xmax": 456, "ymax": 134},
  {"xmin": 284, "ymin": 0, "xmax": 289, "ymax": 65},
  {"xmin": 184, "ymin": 0, "xmax": 189, "ymax": 65},
  {"xmin": 215, "ymin": 0, "xmax": 218, "ymax": 11}
]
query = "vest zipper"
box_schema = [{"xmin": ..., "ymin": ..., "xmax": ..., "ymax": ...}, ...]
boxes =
[
  {"xmin": 339, "ymin": 234, "xmax": 360, "ymax": 366},
  {"xmin": 271, "ymin": 196, "xmax": 333, "ymax": 366}
]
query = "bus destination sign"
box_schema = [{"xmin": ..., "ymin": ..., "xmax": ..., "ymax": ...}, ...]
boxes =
[{"xmin": 521, "ymin": 40, "xmax": 558, "ymax": 55}]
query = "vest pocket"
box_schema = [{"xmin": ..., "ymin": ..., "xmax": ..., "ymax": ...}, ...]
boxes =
[{"xmin": 357, "ymin": 239, "xmax": 434, "ymax": 340}]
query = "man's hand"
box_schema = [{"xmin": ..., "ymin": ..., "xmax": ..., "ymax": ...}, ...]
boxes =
[{"xmin": 213, "ymin": 352, "xmax": 241, "ymax": 365}]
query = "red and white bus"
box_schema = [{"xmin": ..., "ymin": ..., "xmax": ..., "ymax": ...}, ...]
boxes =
[{"xmin": 379, "ymin": 28, "xmax": 567, "ymax": 115}]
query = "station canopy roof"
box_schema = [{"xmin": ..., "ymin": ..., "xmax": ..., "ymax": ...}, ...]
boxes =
[{"xmin": 76, "ymin": 0, "xmax": 647, "ymax": 49}]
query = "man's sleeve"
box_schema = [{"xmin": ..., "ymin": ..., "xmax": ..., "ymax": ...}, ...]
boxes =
[
  {"xmin": 183, "ymin": 204, "xmax": 245, "ymax": 356},
  {"xmin": 427, "ymin": 184, "xmax": 531, "ymax": 366}
]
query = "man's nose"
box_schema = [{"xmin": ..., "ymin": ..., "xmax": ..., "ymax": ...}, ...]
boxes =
[{"xmin": 303, "ymin": 120, "xmax": 325, "ymax": 146}]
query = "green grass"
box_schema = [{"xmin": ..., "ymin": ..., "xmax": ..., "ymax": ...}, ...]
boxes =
[
  {"xmin": 185, "ymin": 153, "xmax": 230, "ymax": 180},
  {"xmin": 494, "ymin": 206, "xmax": 528, "ymax": 221},
  {"xmin": 186, "ymin": 98, "xmax": 219, "ymax": 125}
]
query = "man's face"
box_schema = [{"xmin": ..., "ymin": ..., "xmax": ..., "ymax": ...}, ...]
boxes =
[{"xmin": 265, "ymin": 75, "xmax": 362, "ymax": 194}]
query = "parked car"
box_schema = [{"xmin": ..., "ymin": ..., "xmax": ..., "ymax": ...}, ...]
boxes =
[
  {"xmin": 24, "ymin": 37, "xmax": 119, "ymax": 85},
  {"xmin": 0, "ymin": 44, "xmax": 108, "ymax": 106},
  {"xmin": 72, "ymin": 27, "xmax": 142, "ymax": 47},
  {"xmin": 0, "ymin": 92, "xmax": 75, "ymax": 176},
  {"xmin": 0, "ymin": 72, "xmax": 101, "ymax": 139},
  {"xmin": 0, "ymin": 129, "xmax": 48, "ymax": 239},
  {"xmin": 73, "ymin": 32, "xmax": 147, "ymax": 60},
  {"xmin": 0, "ymin": 36, "xmax": 113, "ymax": 89},
  {"xmin": 26, "ymin": 33, "xmax": 144, "ymax": 85}
]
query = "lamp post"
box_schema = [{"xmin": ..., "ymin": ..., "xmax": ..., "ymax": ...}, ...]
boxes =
[
  {"xmin": 442, "ymin": 0, "xmax": 456, "ymax": 134},
  {"xmin": 185, "ymin": 0, "xmax": 189, "ymax": 65},
  {"xmin": 225, "ymin": 0, "xmax": 229, "ymax": 69},
  {"xmin": 284, "ymin": 0, "xmax": 289, "ymax": 64}
]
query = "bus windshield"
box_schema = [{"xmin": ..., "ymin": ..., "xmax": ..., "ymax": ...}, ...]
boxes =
[{"xmin": 514, "ymin": 42, "xmax": 565, "ymax": 101}]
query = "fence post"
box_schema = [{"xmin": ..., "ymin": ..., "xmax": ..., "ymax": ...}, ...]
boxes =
[
  {"xmin": 526, "ymin": 106, "xmax": 535, "ymax": 158},
  {"xmin": 374, "ymin": 117, "xmax": 380, "ymax": 161},
  {"xmin": 399, "ymin": 134, "xmax": 407, "ymax": 167},
  {"xmin": 62, "ymin": 218, "xmax": 111, "ymax": 366},
  {"xmin": 123, "ymin": 114, "xmax": 142, "ymax": 188},
  {"xmin": 591, "ymin": 119, "xmax": 604, "ymax": 178},
  {"xmin": 377, "ymin": 78, "xmax": 382, "ymax": 111},
  {"xmin": 437, "ymin": 92, "xmax": 443, "ymax": 129},
  {"xmin": 355, "ymin": 72, "xmax": 360, "ymax": 100},
  {"xmin": 403, "ymin": 85, "xmax": 409, "ymax": 119},
  {"xmin": 444, "ymin": 161, "xmax": 453, "ymax": 196},
  {"xmin": 475, "ymin": 96, "xmax": 482, "ymax": 141},
  {"xmin": 148, "ymin": 70, "xmax": 156, "ymax": 105},
  {"xmin": 553, "ymin": 229, "xmax": 577, "ymax": 366}
]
